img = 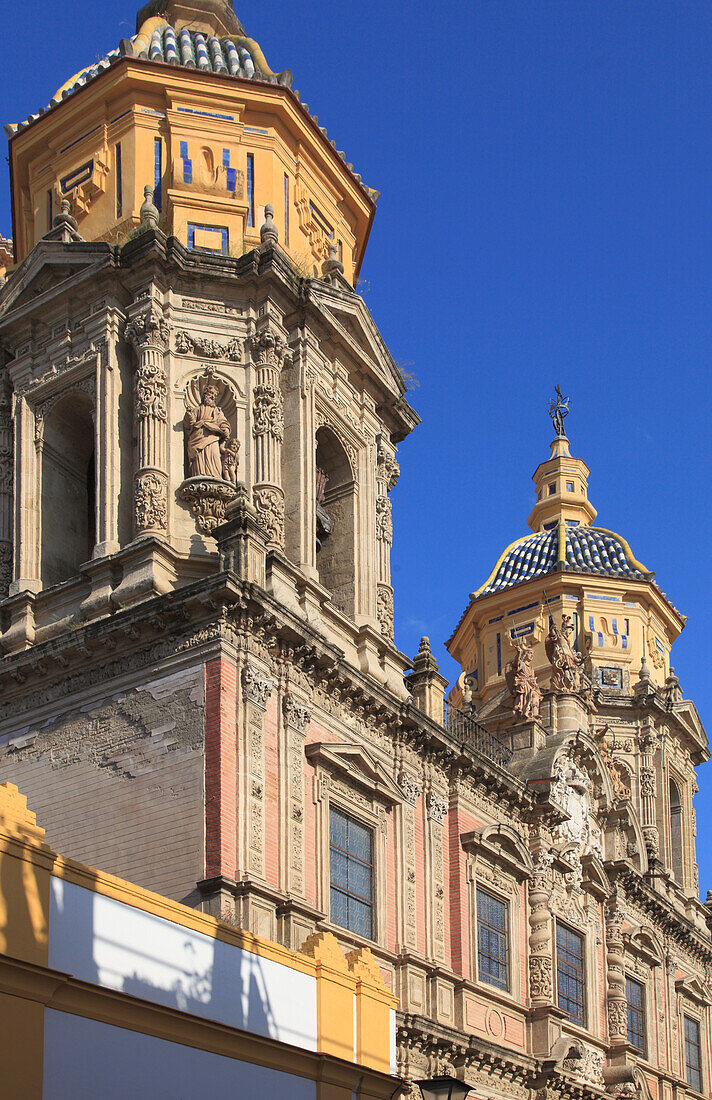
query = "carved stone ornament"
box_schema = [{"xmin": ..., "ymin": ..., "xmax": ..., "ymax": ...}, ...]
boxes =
[
  {"xmin": 134, "ymin": 469, "xmax": 167, "ymax": 530},
  {"xmin": 135, "ymin": 361, "xmax": 168, "ymax": 421},
  {"xmin": 248, "ymin": 326, "xmax": 293, "ymax": 371},
  {"xmin": 253, "ymin": 485, "xmax": 285, "ymax": 547},
  {"xmin": 375, "ymin": 495, "xmax": 393, "ymax": 545},
  {"xmin": 0, "ymin": 543, "xmax": 11, "ymax": 596},
  {"xmin": 562, "ymin": 1048, "xmax": 604, "ymax": 1088},
  {"xmin": 376, "ymin": 439, "xmax": 399, "ymax": 491},
  {"xmin": 282, "ymin": 693, "xmax": 311, "ymax": 732},
  {"xmin": 177, "ymin": 478, "xmax": 237, "ymax": 535},
  {"xmin": 252, "ymin": 383, "xmax": 284, "ymax": 442},
  {"xmin": 607, "ymin": 997, "xmax": 629, "ymax": 1038},
  {"xmin": 125, "ymin": 308, "xmax": 169, "ymax": 351},
  {"xmin": 398, "ymin": 771, "xmax": 422, "ymax": 805},
  {"xmin": 643, "ymin": 825, "xmax": 660, "ymax": 860},
  {"xmin": 175, "ymin": 330, "xmax": 241, "ymax": 361},
  {"xmin": 640, "ymin": 765, "xmax": 656, "ymax": 800},
  {"xmin": 505, "ymin": 635, "xmax": 542, "ymax": 720},
  {"xmin": 242, "ymin": 665, "xmax": 273, "ymax": 709},
  {"xmin": 377, "ymin": 584, "xmax": 394, "ymax": 642},
  {"xmin": 528, "ymin": 954, "xmax": 553, "ymax": 1001},
  {"xmin": 426, "ymin": 790, "xmax": 448, "ymax": 825}
]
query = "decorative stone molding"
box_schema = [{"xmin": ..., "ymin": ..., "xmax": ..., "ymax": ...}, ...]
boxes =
[
  {"xmin": 426, "ymin": 790, "xmax": 448, "ymax": 825},
  {"xmin": 175, "ymin": 330, "xmax": 241, "ymax": 361},
  {"xmin": 282, "ymin": 693, "xmax": 311, "ymax": 732},
  {"xmin": 376, "ymin": 584, "xmax": 394, "ymax": 642},
  {"xmin": 242, "ymin": 665, "xmax": 273, "ymax": 709},
  {"xmin": 19, "ymin": 344, "xmax": 98, "ymax": 396},
  {"xmin": 34, "ymin": 377, "xmax": 96, "ymax": 447},
  {"xmin": 0, "ymin": 376, "xmax": 13, "ymax": 597},
  {"xmin": 177, "ymin": 478, "xmax": 237, "ymax": 535},
  {"xmin": 253, "ymin": 485, "xmax": 285, "ymax": 548},
  {"xmin": 398, "ymin": 771, "xmax": 422, "ymax": 805},
  {"xmin": 134, "ymin": 469, "xmax": 167, "ymax": 530},
  {"xmin": 252, "ymin": 384, "xmax": 284, "ymax": 442}
]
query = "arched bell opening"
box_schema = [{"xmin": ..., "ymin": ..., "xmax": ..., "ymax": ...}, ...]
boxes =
[
  {"xmin": 315, "ymin": 425, "xmax": 355, "ymax": 619},
  {"xmin": 669, "ymin": 777, "xmax": 684, "ymax": 883},
  {"xmin": 40, "ymin": 391, "xmax": 95, "ymax": 587}
]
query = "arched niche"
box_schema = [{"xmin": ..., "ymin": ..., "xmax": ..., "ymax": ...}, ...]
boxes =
[
  {"xmin": 669, "ymin": 777, "xmax": 684, "ymax": 883},
  {"xmin": 315, "ymin": 425, "xmax": 356, "ymax": 619},
  {"xmin": 40, "ymin": 390, "xmax": 95, "ymax": 587}
]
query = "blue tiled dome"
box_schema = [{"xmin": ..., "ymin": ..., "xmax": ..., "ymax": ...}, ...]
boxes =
[{"xmin": 474, "ymin": 524, "xmax": 652, "ymax": 599}]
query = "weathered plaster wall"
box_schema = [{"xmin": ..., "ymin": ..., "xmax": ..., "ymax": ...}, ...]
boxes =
[{"xmin": 0, "ymin": 666, "xmax": 205, "ymax": 904}]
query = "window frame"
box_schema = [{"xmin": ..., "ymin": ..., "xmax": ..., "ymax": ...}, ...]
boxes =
[
  {"xmin": 555, "ymin": 920, "xmax": 587, "ymax": 1027},
  {"xmin": 683, "ymin": 1014, "xmax": 703, "ymax": 1093},
  {"xmin": 475, "ymin": 884, "xmax": 510, "ymax": 992},
  {"xmin": 328, "ymin": 804, "xmax": 375, "ymax": 941},
  {"xmin": 625, "ymin": 975, "xmax": 647, "ymax": 1056}
]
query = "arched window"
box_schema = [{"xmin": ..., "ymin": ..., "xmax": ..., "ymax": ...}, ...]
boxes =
[
  {"xmin": 315, "ymin": 426, "xmax": 355, "ymax": 618},
  {"xmin": 669, "ymin": 778, "xmax": 684, "ymax": 883},
  {"xmin": 41, "ymin": 392, "xmax": 95, "ymax": 587}
]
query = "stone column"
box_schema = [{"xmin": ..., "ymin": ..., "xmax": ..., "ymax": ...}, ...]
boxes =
[
  {"xmin": 397, "ymin": 770, "xmax": 421, "ymax": 951},
  {"xmin": 425, "ymin": 788, "xmax": 447, "ymax": 964},
  {"xmin": 249, "ymin": 326, "xmax": 291, "ymax": 550},
  {"xmin": 639, "ymin": 720, "xmax": 660, "ymax": 866},
  {"xmin": 528, "ymin": 847, "xmax": 554, "ymax": 1007},
  {"xmin": 605, "ymin": 890, "xmax": 628, "ymax": 1045},
  {"xmin": 0, "ymin": 375, "xmax": 13, "ymax": 596},
  {"xmin": 240, "ymin": 663, "xmax": 273, "ymax": 883},
  {"xmin": 375, "ymin": 433, "xmax": 398, "ymax": 642},
  {"xmin": 282, "ymin": 692, "xmax": 311, "ymax": 897},
  {"xmin": 125, "ymin": 306, "xmax": 169, "ymax": 538}
]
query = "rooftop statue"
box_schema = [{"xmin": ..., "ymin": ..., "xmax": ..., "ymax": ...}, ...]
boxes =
[
  {"xmin": 548, "ymin": 384, "xmax": 570, "ymax": 439},
  {"xmin": 507, "ymin": 634, "xmax": 542, "ymax": 721}
]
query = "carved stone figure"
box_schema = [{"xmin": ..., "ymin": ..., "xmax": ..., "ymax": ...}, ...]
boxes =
[
  {"xmin": 183, "ymin": 380, "xmax": 232, "ymax": 479},
  {"xmin": 221, "ymin": 436, "xmax": 240, "ymax": 485},
  {"xmin": 506, "ymin": 635, "xmax": 542, "ymax": 720}
]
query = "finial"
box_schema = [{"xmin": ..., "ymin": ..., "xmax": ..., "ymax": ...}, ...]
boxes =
[
  {"xmin": 322, "ymin": 240, "xmax": 344, "ymax": 279},
  {"xmin": 639, "ymin": 652, "xmax": 650, "ymax": 683},
  {"xmin": 53, "ymin": 198, "xmax": 78, "ymax": 231},
  {"xmin": 548, "ymin": 385, "xmax": 570, "ymax": 439},
  {"xmin": 140, "ymin": 185, "xmax": 159, "ymax": 228},
  {"xmin": 419, "ymin": 636, "xmax": 431, "ymax": 654},
  {"xmin": 260, "ymin": 203, "xmax": 278, "ymax": 247}
]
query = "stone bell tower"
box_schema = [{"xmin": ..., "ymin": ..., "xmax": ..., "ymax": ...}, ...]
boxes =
[{"xmin": 0, "ymin": 0, "xmax": 418, "ymax": 925}]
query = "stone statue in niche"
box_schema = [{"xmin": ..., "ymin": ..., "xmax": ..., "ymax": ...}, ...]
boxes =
[
  {"xmin": 315, "ymin": 466, "xmax": 333, "ymax": 551},
  {"xmin": 178, "ymin": 370, "xmax": 239, "ymax": 535},
  {"xmin": 183, "ymin": 379, "xmax": 233, "ymax": 479},
  {"xmin": 506, "ymin": 634, "xmax": 542, "ymax": 720}
]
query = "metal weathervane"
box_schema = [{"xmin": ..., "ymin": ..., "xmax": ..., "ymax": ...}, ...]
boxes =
[{"xmin": 548, "ymin": 385, "xmax": 570, "ymax": 438}]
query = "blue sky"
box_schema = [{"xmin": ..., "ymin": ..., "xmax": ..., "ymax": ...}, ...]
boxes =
[{"xmin": 3, "ymin": 0, "xmax": 712, "ymax": 894}]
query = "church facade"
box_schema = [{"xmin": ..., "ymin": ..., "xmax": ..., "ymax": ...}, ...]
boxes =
[{"xmin": 0, "ymin": 2, "xmax": 710, "ymax": 1098}]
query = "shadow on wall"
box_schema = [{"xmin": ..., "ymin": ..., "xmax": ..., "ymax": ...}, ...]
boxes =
[{"xmin": 49, "ymin": 878, "xmax": 312, "ymax": 1047}]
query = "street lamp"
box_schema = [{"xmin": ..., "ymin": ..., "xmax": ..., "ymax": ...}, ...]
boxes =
[{"xmin": 414, "ymin": 1076, "xmax": 471, "ymax": 1100}]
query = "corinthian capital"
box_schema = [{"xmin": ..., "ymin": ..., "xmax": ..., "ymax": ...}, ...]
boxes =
[
  {"xmin": 248, "ymin": 325, "xmax": 293, "ymax": 372},
  {"xmin": 126, "ymin": 308, "xmax": 170, "ymax": 352}
]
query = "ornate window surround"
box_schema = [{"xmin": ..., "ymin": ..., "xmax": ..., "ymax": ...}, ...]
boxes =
[
  {"xmin": 462, "ymin": 826, "xmax": 530, "ymax": 1002},
  {"xmin": 307, "ymin": 741, "xmax": 402, "ymax": 947}
]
